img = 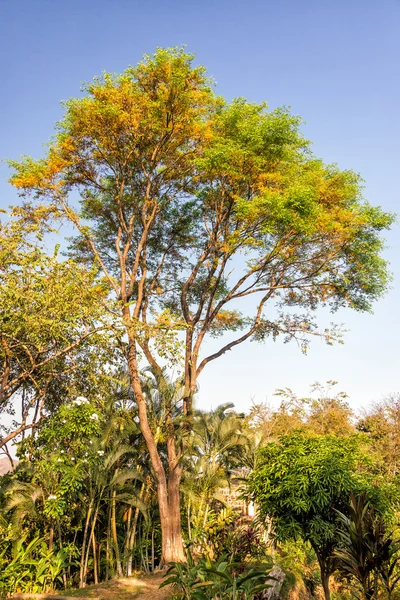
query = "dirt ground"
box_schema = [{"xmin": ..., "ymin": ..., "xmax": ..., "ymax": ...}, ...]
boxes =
[{"xmin": 63, "ymin": 574, "xmax": 171, "ymax": 600}]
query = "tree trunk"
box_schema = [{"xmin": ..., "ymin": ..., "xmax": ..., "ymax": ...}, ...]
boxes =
[
  {"xmin": 203, "ymin": 502, "xmax": 209, "ymax": 527},
  {"xmin": 187, "ymin": 501, "xmax": 191, "ymax": 540},
  {"xmin": 151, "ymin": 525, "xmax": 155, "ymax": 572},
  {"xmin": 57, "ymin": 518, "xmax": 67, "ymax": 590},
  {"xmin": 157, "ymin": 471, "xmax": 185, "ymax": 565},
  {"xmin": 83, "ymin": 507, "xmax": 99, "ymax": 587},
  {"xmin": 321, "ymin": 572, "xmax": 331, "ymax": 600},
  {"xmin": 127, "ymin": 505, "xmax": 140, "ymax": 576},
  {"xmin": 311, "ymin": 543, "xmax": 332, "ymax": 600},
  {"xmin": 49, "ymin": 525, "xmax": 54, "ymax": 552},
  {"xmin": 92, "ymin": 529, "xmax": 98, "ymax": 585},
  {"xmin": 126, "ymin": 484, "xmax": 144, "ymax": 576},
  {"xmin": 126, "ymin": 337, "xmax": 185, "ymax": 566},
  {"xmin": 80, "ymin": 499, "xmax": 93, "ymax": 588},
  {"xmin": 111, "ymin": 489, "xmax": 123, "ymax": 578},
  {"xmin": 105, "ymin": 501, "xmax": 111, "ymax": 581},
  {"xmin": 124, "ymin": 505, "xmax": 132, "ymax": 575}
]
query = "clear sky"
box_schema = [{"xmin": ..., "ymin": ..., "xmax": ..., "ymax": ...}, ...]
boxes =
[{"xmin": 1, "ymin": 0, "xmax": 399, "ymax": 414}]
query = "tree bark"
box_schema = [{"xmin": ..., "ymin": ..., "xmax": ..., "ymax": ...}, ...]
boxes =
[
  {"xmin": 127, "ymin": 505, "xmax": 140, "ymax": 576},
  {"xmin": 321, "ymin": 572, "xmax": 331, "ymax": 600},
  {"xmin": 79, "ymin": 499, "xmax": 93, "ymax": 588},
  {"xmin": 312, "ymin": 545, "xmax": 331, "ymax": 600},
  {"xmin": 126, "ymin": 334, "xmax": 185, "ymax": 566},
  {"xmin": 161, "ymin": 466, "xmax": 185, "ymax": 565},
  {"xmin": 92, "ymin": 529, "xmax": 98, "ymax": 585},
  {"xmin": 156, "ymin": 469, "xmax": 185, "ymax": 565},
  {"xmin": 124, "ymin": 505, "xmax": 132, "ymax": 575},
  {"xmin": 126, "ymin": 483, "xmax": 145, "ymax": 575},
  {"xmin": 49, "ymin": 525, "xmax": 54, "ymax": 552},
  {"xmin": 83, "ymin": 507, "xmax": 99, "ymax": 587},
  {"xmin": 105, "ymin": 501, "xmax": 111, "ymax": 580},
  {"xmin": 111, "ymin": 489, "xmax": 123, "ymax": 578}
]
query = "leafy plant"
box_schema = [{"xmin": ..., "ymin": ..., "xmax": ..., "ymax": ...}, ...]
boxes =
[
  {"xmin": 161, "ymin": 548, "xmax": 273, "ymax": 600},
  {"xmin": 160, "ymin": 549, "xmax": 212, "ymax": 600},
  {"xmin": 274, "ymin": 539, "xmax": 321, "ymax": 597},
  {"xmin": 0, "ymin": 535, "xmax": 67, "ymax": 596},
  {"xmin": 247, "ymin": 433, "xmax": 393, "ymax": 600},
  {"xmin": 335, "ymin": 493, "xmax": 400, "ymax": 600}
]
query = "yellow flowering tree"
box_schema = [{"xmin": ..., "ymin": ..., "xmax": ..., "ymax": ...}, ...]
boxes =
[{"xmin": 8, "ymin": 47, "xmax": 393, "ymax": 564}]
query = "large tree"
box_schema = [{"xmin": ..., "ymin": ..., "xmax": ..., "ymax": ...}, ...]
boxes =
[{"xmin": 8, "ymin": 47, "xmax": 393, "ymax": 563}]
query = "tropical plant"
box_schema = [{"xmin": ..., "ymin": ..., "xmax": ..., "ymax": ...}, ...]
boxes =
[
  {"xmin": 182, "ymin": 404, "xmax": 246, "ymax": 544},
  {"xmin": 0, "ymin": 535, "xmax": 67, "ymax": 596},
  {"xmin": 274, "ymin": 539, "xmax": 321, "ymax": 598},
  {"xmin": 2, "ymin": 391, "xmax": 148, "ymax": 588},
  {"xmin": 160, "ymin": 548, "xmax": 209, "ymax": 600},
  {"xmin": 161, "ymin": 549, "xmax": 273, "ymax": 600},
  {"xmin": 335, "ymin": 493, "xmax": 400, "ymax": 600}
]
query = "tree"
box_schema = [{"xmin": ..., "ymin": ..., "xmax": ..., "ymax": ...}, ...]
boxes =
[
  {"xmin": 182, "ymin": 404, "xmax": 246, "ymax": 539},
  {"xmin": 306, "ymin": 382, "xmax": 354, "ymax": 436},
  {"xmin": 248, "ymin": 381, "xmax": 354, "ymax": 443},
  {"xmin": 247, "ymin": 434, "xmax": 391, "ymax": 600},
  {"xmin": 191, "ymin": 404, "xmax": 245, "ymax": 471},
  {"xmin": 0, "ymin": 206, "xmax": 111, "ymax": 455},
  {"xmin": 273, "ymin": 381, "xmax": 354, "ymax": 437},
  {"xmin": 248, "ymin": 392, "xmax": 308, "ymax": 442},
  {"xmin": 8, "ymin": 47, "xmax": 394, "ymax": 564},
  {"xmin": 358, "ymin": 394, "xmax": 400, "ymax": 477}
]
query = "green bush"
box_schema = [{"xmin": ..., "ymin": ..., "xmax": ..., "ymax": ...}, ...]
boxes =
[
  {"xmin": 160, "ymin": 548, "xmax": 273, "ymax": 600},
  {"xmin": 0, "ymin": 535, "xmax": 67, "ymax": 597}
]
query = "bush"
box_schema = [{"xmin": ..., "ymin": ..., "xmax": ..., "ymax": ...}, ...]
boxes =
[
  {"xmin": 160, "ymin": 548, "xmax": 273, "ymax": 600},
  {"xmin": 0, "ymin": 535, "xmax": 67, "ymax": 597}
]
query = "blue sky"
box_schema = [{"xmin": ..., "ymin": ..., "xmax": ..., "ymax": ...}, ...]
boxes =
[{"xmin": 1, "ymin": 0, "xmax": 399, "ymax": 413}]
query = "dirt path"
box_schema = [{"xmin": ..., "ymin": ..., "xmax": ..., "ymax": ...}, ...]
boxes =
[{"xmin": 62, "ymin": 574, "xmax": 171, "ymax": 599}]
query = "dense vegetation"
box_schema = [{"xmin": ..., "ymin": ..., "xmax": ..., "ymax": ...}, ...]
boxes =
[
  {"xmin": 0, "ymin": 48, "xmax": 397, "ymax": 599},
  {"xmin": 2, "ymin": 382, "xmax": 400, "ymax": 599}
]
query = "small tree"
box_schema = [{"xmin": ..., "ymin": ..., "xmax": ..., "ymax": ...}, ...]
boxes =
[
  {"xmin": 247, "ymin": 434, "xmax": 389, "ymax": 600},
  {"xmin": 0, "ymin": 206, "xmax": 110, "ymax": 454},
  {"xmin": 358, "ymin": 394, "xmax": 400, "ymax": 477}
]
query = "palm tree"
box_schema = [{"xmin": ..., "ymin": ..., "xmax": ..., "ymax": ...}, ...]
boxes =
[
  {"xmin": 3, "ymin": 481, "xmax": 47, "ymax": 537},
  {"xmin": 182, "ymin": 404, "xmax": 248, "ymax": 539}
]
